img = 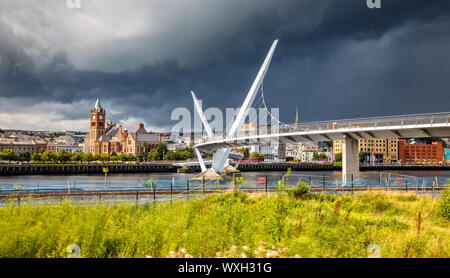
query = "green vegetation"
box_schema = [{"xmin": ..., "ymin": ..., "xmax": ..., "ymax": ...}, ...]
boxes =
[
  {"xmin": 334, "ymin": 152, "xmax": 342, "ymax": 162},
  {"xmin": 0, "ymin": 189, "xmax": 448, "ymax": 258},
  {"xmin": 312, "ymin": 152, "xmax": 328, "ymax": 161},
  {"xmin": 250, "ymin": 152, "xmax": 264, "ymax": 159}
]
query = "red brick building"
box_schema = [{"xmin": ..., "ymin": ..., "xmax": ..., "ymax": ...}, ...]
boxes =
[{"xmin": 398, "ymin": 139, "xmax": 444, "ymax": 165}]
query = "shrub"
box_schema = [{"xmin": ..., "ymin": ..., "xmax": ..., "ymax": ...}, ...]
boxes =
[
  {"xmin": 288, "ymin": 181, "xmax": 310, "ymax": 200},
  {"xmin": 438, "ymin": 186, "xmax": 450, "ymax": 220}
]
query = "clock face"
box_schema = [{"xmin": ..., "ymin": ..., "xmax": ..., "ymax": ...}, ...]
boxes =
[
  {"xmin": 99, "ymin": 115, "xmax": 103, "ymax": 120},
  {"xmin": 92, "ymin": 115, "xmax": 96, "ymax": 120}
]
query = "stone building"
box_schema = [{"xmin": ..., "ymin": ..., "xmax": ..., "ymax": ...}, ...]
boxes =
[{"xmin": 86, "ymin": 98, "xmax": 161, "ymax": 156}]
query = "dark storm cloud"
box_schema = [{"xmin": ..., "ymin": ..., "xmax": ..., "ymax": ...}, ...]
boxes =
[{"xmin": 0, "ymin": 0, "xmax": 450, "ymax": 131}]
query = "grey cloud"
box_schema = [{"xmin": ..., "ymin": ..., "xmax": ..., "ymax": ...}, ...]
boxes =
[{"xmin": 0, "ymin": 0, "xmax": 449, "ymax": 132}]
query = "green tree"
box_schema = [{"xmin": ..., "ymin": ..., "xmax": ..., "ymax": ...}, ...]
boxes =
[
  {"xmin": 83, "ymin": 153, "xmax": 94, "ymax": 163},
  {"xmin": 100, "ymin": 154, "xmax": 110, "ymax": 162},
  {"xmin": 19, "ymin": 152, "xmax": 31, "ymax": 163},
  {"xmin": 41, "ymin": 151, "xmax": 57, "ymax": 163},
  {"xmin": 39, "ymin": 148, "xmax": 46, "ymax": 154},
  {"xmin": 72, "ymin": 152, "xmax": 84, "ymax": 163},
  {"xmin": 156, "ymin": 143, "xmax": 168, "ymax": 160},
  {"xmin": 119, "ymin": 153, "xmax": 129, "ymax": 162},
  {"xmin": 93, "ymin": 154, "xmax": 102, "ymax": 162},
  {"xmin": 31, "ymin": 152, "xmax": 42, "ymax": 163},
  {"xmin": 239, "ymin": 148, "xmax": 250, "ymax": 158},
  {"xmin": 250, "ymin": 152, "xmax": 264, "ymax": 159},
  {"xmin": 57, "ymin": 150, "xmax": 72, "ymax": 163},
  {"xmin": 126, "ymin": 154, "xmax": 136, "ymax": 162},
  {"xmin": 110, "ymin": 155, "xmax": 119, "ymax": 162},
  {"xmin": 312, "ymin": 152, "xmax": 320, "ymax": 161},
  {"xmin": 0, "ymin": 149, "xmax": 19, "ymax": 164},
  {"xmin": 359, "ymin": 153, "xmax": 366, "ymax": 163},
  {"xmin": 147, "ymin": 149, "xmax": 159, "ymax": 161},
  {"xmin": 334, "ymin": 152, "xmax": 342, "ymax": 162}
]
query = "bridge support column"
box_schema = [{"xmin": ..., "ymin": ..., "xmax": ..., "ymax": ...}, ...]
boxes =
[{"xmin": 342, "ymin": 136, "xmax": 359, "ymax": 185}]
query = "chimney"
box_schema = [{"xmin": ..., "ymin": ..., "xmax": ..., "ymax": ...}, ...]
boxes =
[{"xmin": 139, "ymin": 123, "xmax": 144, "ymax": 129}]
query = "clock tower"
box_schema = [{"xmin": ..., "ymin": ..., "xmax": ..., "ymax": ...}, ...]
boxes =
[{"xmin": 90, "ymin": 97, "xmax": 106, "ymax": 154}]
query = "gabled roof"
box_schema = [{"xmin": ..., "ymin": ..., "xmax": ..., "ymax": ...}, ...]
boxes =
[{"xmin": 136, "ymin": 133, "xmax": 159, "ymax": 142}]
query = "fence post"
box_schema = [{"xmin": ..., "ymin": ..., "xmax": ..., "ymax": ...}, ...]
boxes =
[
  {"xmin": 233, "ymin": 173, "xmax": 236, "ymax": 191},
  {"xmin": 136, "ymin": 191, "xmax": 139, "ymax": 205},
  {"xmin": 308, "ymin": 176, "xmax": 311, "ymax": 186},
  {"xmin": 405, "ymin": 180, "xmax": 408, "ymax": 192},
  {"xmin": 186, "ymin": 180, "xmax": 189, "ymax": 202},
  {"xmin": 351, "ymin": 174, "xmax": 354, "ymax": 194},
  {"xmin": 265, "ymin": 175, "xmax": 268, "ymax": 194},
  {"xmin": 170, "ymin": 180, "xmax": 173, "ymax": 204},
  {"xmin": 322, "ymin": 174, "xmax": 326, "ymax": 191},
  {"xmin": 202, "ymin": 176, "xmax": 205, "ymax": 195},
  {"xmin": 99, "ymin": 194, "xmax": 102, "ymax": 203},
  {"xmin": 153, "ymin": 184, "xmax": 156, "ymax": 202}
]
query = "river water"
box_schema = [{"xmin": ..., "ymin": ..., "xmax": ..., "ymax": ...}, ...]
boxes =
[{"xmin": 0, "ymin": 170, "xmax": 448, "ymax": 192}]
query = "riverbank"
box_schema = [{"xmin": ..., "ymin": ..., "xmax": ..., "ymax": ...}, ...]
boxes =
[
  {"xmin": 0, "ymin": 163, "xmax": 449, "ymax": 176},
  {"xmin": 0, "ymin": 190, "xmax": 448, "ymax": 258}
]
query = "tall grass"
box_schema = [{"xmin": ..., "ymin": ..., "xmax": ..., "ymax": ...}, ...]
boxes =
[{"xmin": 0, "ymin": 190, "xmax": 448, "ymax": 258}]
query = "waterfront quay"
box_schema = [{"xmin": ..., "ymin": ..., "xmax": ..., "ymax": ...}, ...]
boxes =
[{"xmin": 0, "ymin": 162, "xmax": 450, "ymax": 176}]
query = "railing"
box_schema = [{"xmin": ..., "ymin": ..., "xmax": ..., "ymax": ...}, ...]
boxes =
[{"xmin": 197, "ymin": 112, "xmax": 450, "ymax": 144}]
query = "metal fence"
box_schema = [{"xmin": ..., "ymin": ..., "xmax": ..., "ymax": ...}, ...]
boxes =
[{"xmin": 0, "ymin": 172, "xmax": 447, "ymax": 207}]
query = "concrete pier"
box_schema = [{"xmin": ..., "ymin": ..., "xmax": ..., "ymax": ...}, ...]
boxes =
[{"xmin": 342, "ymin": 136, "xmax": 359, "ymax": 184}]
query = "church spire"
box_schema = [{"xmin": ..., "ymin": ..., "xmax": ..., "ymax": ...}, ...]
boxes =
[
  {"xmin": 294, "ymin": 105, "xmax": 299, "ymax": 130},
  {"xmin": 94, "ymin": 97, "xmax": 102, "ymax": 112}
]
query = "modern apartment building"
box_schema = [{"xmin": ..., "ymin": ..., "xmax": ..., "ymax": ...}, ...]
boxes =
[{"xmin": 333, "ymin": 139, "xmax": 399, "ymax": 163}]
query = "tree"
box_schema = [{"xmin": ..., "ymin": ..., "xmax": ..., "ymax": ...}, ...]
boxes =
[
  {"xmin": 239, "ymin": 148, "xmax": 250, "ymax": 158},
  {"xmin": 41, "ymin": 150, "xmax": 57, "ymax": 163},
  {"xmin": 19, "ymin": 152, "xmax": 31, "ymax": 163},
  {"xmin": 93, "ymin": 154, "xmax": 102, "ymax": 162},
  {"xmin": 72, "ymin": 152, "xmax": 84, "ymax": 163},
  {"xmin": 57, "ymin": 150, "xmax": 72, "ymax": 163},
  {"xmin": 39, "ymin": 148, "xmax": 46, "ymax": 154},
  {"xmin": 83, "ymin": 153, "xmax": 94, "ymax": 163},
  {"xmin": 126, "ymin": 154, "xmax": 136, "ymax": 161},
  {"xmin": 0, "ymin": 149, "xmax": 19, "ymax": 164},
  {"xmin": 100, "ymin": 154, "xmax": 110, "ymax": 162},
  {"xmin": 156, "ymin": 143, "xmax": 168, "ymax": 160},
  {"xmin": 147, "ymin": 149, "xmax": 159, "ymax": 161},
  {"xmin": 334, "ymin": 153, "xmax": 342, "ymax": 162},
  {"xmin": 32, "ymin": 152, "xmax": 42, "ymax": 163},
  {"xmin": 110, "ymin": 155, "xmax": 119, "ymax": 162},
  {"xmin": 250, "ymin": 152, "xmax": 264, "ymax": 159},
  {"xmin": 119, "ymin": 153, "xmax": 129, "ymax": 162},
  {"xmin": 359, "ymin": 153, "xmax": 366, "ymax": 163},
  {"xmin": 312, "ymin": 152, "xmax": 320, "ymax": 161}
]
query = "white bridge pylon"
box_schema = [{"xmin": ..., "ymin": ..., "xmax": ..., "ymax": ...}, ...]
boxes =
[{"xmin": 192, "ymin": 39, "xmax": 279, "ymax": 174}]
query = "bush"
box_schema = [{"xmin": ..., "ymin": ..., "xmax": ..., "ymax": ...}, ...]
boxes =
[
  {"xmin": 438, "ymin": 186, "xmax": 450, "ymax": 220},
  {"xmin": 288, "ymin": 181, "xmax": 310, "ymax": 199}
]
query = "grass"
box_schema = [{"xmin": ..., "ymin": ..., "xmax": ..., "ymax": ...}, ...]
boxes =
[{"xmin": 0, "ymin": 190, "xmax": 448, "ymax": 258}]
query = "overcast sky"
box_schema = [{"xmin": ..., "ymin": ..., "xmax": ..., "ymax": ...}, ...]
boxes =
[{"xmin": 0, "ymin": 0, "xmax": 449, "ymax": 132}]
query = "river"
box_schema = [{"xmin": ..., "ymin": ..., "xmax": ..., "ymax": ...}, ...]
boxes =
[{"xmin": 0, "ymin": 170, "xmax": 448, "ymax": 192}]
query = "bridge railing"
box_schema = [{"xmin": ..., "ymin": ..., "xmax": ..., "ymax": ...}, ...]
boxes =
[{"xmin": 197, "ymin": 112, "xmax": 450, "ymax": 143}]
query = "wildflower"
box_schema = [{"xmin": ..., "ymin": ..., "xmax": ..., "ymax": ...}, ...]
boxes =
[
  {"xmin": 180, "ymin": 248, "xmax": 186, "ymax": 254},
  {"xmin": 241, "ymin": 253, "xmax": 247, "ymax": 258},
  {"xmin": 145, "ymin": 255, "xmax": 151, "ymax": 258},
  {"xmin": 185, "ymin": 254, "xmax": 193, "ymax": 258},
  {"xmin": 294, "ymin": 254, "xmax": 301, "ymax": 258},
  {"xmin": 230, "ymin": 245, "xmax": 238, "ymax": 252},
  {"xmin": 242, "ymin": 246, "xmax": 249, "ymax": 251}
]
